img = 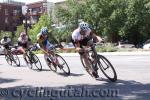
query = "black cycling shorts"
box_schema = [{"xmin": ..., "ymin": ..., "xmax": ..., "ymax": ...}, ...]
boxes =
[
  {"xmin": 18, "ymin": 42, "xmax": 28, "ymax": 48},
  {"xmin": 71, "ymin": 36, "xmax": 93, "ymax": 55}
]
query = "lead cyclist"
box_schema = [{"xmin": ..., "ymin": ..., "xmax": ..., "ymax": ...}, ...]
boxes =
[{"xmin": 71, "ymin": 21, "xmax": 103, "ymax": 78}]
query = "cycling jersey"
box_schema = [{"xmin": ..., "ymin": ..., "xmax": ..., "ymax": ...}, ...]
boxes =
[
  {"xmin": 18, "ymin": 35, "xmax": 28, "ymax": 43},
  {"xmin": 18, "ymin": 35, "xmax": 29, "ymax": 48},
  {"xmin": 0, "ymin": 38, "xmax": 11, "ymax": 45},
  {"xmin": 72, "ymin": 27, "xmax": 91, "ymax": 42},
  {"xmin": 71, "ymin": 27, "xmax": 92, "ymax": 48},
  {"xmin": 37, "ymin": 33, "xmax": 54, "ymax": 51}
]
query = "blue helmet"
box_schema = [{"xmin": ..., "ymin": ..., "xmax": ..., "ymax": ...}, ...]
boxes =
[{"xmin": 41, "ymin": 27, "xmax": 48, "ymax": 35}]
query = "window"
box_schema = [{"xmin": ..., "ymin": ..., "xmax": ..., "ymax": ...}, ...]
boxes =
[
  {"xmin": 5, "ymin": 17, "xmax": 8, "ymax": 24},
  {"xmin": 0, "ymin": 5, "xmax": 2, "ymax": 10},
  {"xmin": 13, "ymin": 10, "xmax": 18, "ymax": 16},
  {"xmin": 5, "ymin": 9, "xmax": 8, "ymax": 15}
]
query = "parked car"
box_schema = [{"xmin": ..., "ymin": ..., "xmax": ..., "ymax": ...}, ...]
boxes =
[
  {"xmin": 64, "ymin": 42, "xmax": 74, "ymax": 48},
  {"xmin": 143, "ymin": 39, "xmax": 150, "ymax": 50},
  {"xmin": 117, "ymin": 41, "xmax": 135, "ymax": 48}
]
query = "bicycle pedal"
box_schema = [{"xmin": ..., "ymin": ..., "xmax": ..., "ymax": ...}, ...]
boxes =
[
  {"xmin": 47, "ymin": 58, "xmax": 52, "ymax": 63},
  {"xmin": 58, "ymin": 64, "xmax": 63, "ymax": 69},
  {"xmin": 92, "ymin": 72, "xmax": 99, "ymax": 78}
]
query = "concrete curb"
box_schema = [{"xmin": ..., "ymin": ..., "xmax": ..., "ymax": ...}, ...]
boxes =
[
  {"xmin": 58, "ymin": 52, "xmax": 150, "ymax": 56},
  {"xmin": 1, "ymin": 51, "xmax": 150, "ymax": 58}
]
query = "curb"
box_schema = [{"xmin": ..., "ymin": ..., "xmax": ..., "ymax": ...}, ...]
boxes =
[
  {"xmin": 58, "ymin": 52, "xmax": 150, "ymax": 56},
  {"xmin": 1, "ymin": 52, "xmax": 150, "ymax": 58}
]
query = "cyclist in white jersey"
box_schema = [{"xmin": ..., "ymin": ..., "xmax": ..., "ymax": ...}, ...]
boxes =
[
  {"xmin": 71, "ymin": 22, "xmax": 103, "ymax": 78},
  {"xmin": 0, "ymin": 34, "xmax": 12, "ymax": 54}
]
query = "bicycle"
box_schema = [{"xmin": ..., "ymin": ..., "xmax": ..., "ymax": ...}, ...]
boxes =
[
  {"xmin": 24, "ymin": 46, "xmax": 42, "ymax": 71},
  {"xmin": 42, "ymin": 45, "xmax": 70, "ymax": 75},
  {"xmin": 80, "ymin": 41, "xmax": 117, "ymax": 82},
  {"xmin": 4, "ymin": 46, "xmax": 20, "ymax": 67}
]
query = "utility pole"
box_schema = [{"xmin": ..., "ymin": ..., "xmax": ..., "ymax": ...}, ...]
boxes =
[{"xmin": 22, "ymin": 5, "xmax": 29, "ymax": 36}]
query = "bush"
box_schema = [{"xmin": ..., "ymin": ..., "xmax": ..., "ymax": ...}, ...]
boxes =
[{"xmin": 96, "ymin": 43, "xmax": 117, "ymax": 52}]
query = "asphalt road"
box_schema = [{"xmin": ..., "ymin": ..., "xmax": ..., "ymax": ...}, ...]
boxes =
[{"xmin": 0, "ymin": 54, "xmax": 150, "ymax": 100}]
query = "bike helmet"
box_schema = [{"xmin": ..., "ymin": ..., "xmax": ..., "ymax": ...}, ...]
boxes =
[
  {"xmin": 79, "ymin": 22, "xmax": 89, "ymax": 31},
  {"xmin": 3, "ymin": 34, "xmax": 9, "ymax": 40},
  {"xmin": 41, "ymin": 27, "xmax": 48, "ymax": 35},
  {"xmin": 20, "ymin": 32, "xmax": 26, "ymax": 37}
]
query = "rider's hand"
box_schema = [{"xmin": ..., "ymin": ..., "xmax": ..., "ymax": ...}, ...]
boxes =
[{"xmin": 58, "ymin": 44, "xmax": 63, "ymax": 49}]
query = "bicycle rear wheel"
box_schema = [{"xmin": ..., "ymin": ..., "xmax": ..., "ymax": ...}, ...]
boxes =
[
  {"xmin": 56, "ymin": 54, "xmax": 70, "ymax": 75},
  {"xmin": 97, "ymin": 55, "xmax": 117, "ymax": 82}
]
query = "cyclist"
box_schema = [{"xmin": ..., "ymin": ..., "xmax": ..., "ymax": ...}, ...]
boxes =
[
  {"xmin": 0, "ymin": 34, "xmax": 12, "ymax": 54},
  {"xmin": 71, "ymin": 22, "xmax": 103, "ymax": 78},
  {"xmin": 36, "ymin": 27, "xmax": 58, "ymax": 66},
  {"xmin": 17, "ymin": 31, "xmax": 31, "ymax": 64}
]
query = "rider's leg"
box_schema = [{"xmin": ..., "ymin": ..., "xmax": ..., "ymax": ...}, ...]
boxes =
[
  {"xmin": 82, "ymin": 52, "xmax": 99, "ymax": 78},
  {"xmin": 82, "ymin": 52, "xmax": 93, "ymax": 71},
  {"xmin": 19, "ymin": 47, "xmax": 27, "ymax": 63},
  {"xmin": 46, "ymin": 41, "xmax": 58, "ymax": 64},
  {"xmin": 48, "ymin": 50, "xmax": 58, "ymax": 64},
  {"xmin": 91, "ymin": 53, "xmax": 98, "ymax": 71}
]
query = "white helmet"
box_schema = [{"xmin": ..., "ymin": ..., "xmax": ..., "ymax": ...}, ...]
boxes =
[{"xmin": 79, "ymin": 22, "xmax": 89, "ymax": 31}]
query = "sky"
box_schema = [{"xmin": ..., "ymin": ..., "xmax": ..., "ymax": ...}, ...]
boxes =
[{"xmin": 0, "ymin": 0, "xmax": 66, "ymax": 4}]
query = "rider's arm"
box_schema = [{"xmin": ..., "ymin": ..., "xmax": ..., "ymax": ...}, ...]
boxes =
[
  {"xmin": 91, "ymin": 32, "xmax": 103, "ymax": 43},
  {"xmin": 74, "ymin": 40, "xmax": 86, "ymax": 53},
  {"xmin": 39, "ymin": 47, "xmax": 49, "ymax": 55}
]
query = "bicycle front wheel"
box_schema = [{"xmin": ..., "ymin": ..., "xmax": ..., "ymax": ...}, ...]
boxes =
[
  {"xmin": 80, "ymin": 56, "xmax": 93, "ymax": 77},
  {"xmin": 5, "ymin": 54, "xmax": 12, "ymax": 65},
  {"xmin": 24, "ymin": 54, "xmax": 32, "ymax": 69},
  {"xmin": 44, "ymin": 55, "xmax": 57, "ymax": 72},
  {"xmin": 31, "ymin": 53, "xmax": 42, "ymax": 71},
  {"xmin": 97, "ymin": 55, "xmax": 117, "ymax": 82},
  {"xmin": 56, "ymin": 54, "xmax": 70, "ymax": 75},
  {"xmin": 12, "ymin": 54, "xmax": 20, "ymax": 66}
]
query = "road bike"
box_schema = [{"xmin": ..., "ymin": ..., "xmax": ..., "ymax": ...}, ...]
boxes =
[
  {"xmin": 42, "ymin": 45, "xmax": 70, "ymax": 75},
  {"xmin": 5, "ymin": 46, "xmax": 20, "ymax": 66},
  {"xmin": 24, "ymin": 46, "xmax": 42, "ymax": 71},
  {"xmin": 80, "ymin": 41, "xmax": 117, "ymax": 82}
]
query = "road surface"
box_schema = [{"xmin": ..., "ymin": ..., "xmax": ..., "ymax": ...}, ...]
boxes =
[{"xmin": 0, "ymin": 54, "xmax": 150, "ymax": 100}]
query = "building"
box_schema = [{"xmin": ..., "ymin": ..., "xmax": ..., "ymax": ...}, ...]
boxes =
[
  {"xmin": 0, "ymin": 1, "xmax": 25, "ymax": 32},
  {"xmin": 1, "ymin": 0, "xmax": 25, "ymax": 6},
  {"xmin": 27, "ymin": 0, "xmax": 54, "ymax": 24}
]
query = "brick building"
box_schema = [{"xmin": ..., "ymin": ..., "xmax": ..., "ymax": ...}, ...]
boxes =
[
  {"xmin": 0, "ymin": 2, "xmax": 25, "ymax": 32},
  {"xmin": 27, "ymin": 0, "xmax": 54, "ymax": 24}
]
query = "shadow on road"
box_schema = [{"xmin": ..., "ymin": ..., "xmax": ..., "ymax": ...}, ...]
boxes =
[
  {"xmin": 57, "ymin": 72, "xmax": 84, "ymax": 77},
  {"xmin": 0, "ymin": 79, "xmax": 150, "ymax": 100},
  {"xmin": 0, "ymin": 78, "xmax": 20, "ymax": 85},
  {"xmin": 0, "ymin": 72, "xmax": 20, "ymax": 85}
]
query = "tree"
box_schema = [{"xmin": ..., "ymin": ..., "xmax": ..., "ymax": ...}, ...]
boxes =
[
  {"xmin": 29, "ymin": 14, "xmax": 53, "ymax": 42},
  {"xmin": 55, "ymin": 0, "xmax": 150, "ymax": 45}
]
